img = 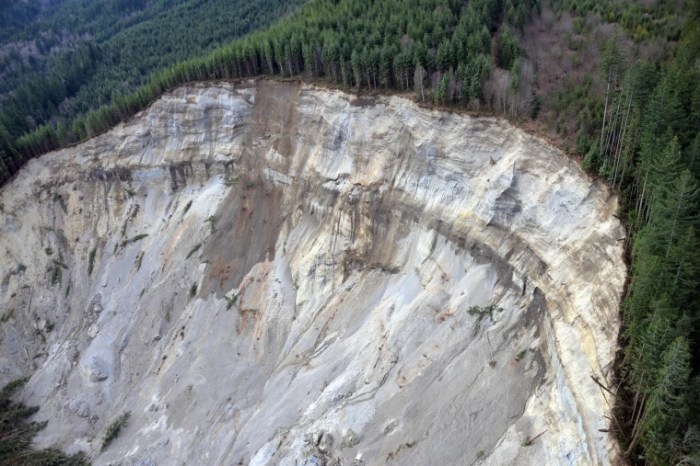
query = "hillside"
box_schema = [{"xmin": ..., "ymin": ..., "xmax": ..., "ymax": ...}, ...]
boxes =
[
  {"xmin": 0, "ymin": 0, "xmax": 699, "ymax": 465},
  {"xmin": 1, "ymin": 79, "xmax": 625, "ymax": 465},
  {"xmin": 0, "ymin": 0, "xmax": 303, "ymax": 147}
]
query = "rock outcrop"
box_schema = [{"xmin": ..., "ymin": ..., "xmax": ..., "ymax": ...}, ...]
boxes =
[{"xmin": 0, "ymin": 80, "xmax": 626, "ymax": 465}]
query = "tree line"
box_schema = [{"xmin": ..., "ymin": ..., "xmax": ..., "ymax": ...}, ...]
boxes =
[
  {"xmin": 602, "ymin": 20, "xmax": 700, "ymax": 466},
  {"xmin": 1, "ymin": 0, "xmax": 535, "ymax": 180},
  {"xmin": 0, "ymin": 0, "xmax": 698, "ymax": 464},
  {"xmin": 0, "ymin": 0, "xmax": 304, "ymax": 179}
]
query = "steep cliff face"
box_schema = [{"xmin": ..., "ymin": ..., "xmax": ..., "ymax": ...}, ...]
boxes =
[{"xmin": 0, "ymin": 80, "xmax": 626, "ymax": 465}]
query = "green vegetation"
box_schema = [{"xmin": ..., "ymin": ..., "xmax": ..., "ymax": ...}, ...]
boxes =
[
  {"xmin": 206, "ymin": 215, "xmax": 217, "ymax": 233},
  {"xmin": 0, "ymin": 0, "xmax": 697, "ymax": 464},
  {"xmin": 50, "ymin": 265, "xmax": 62, "ymax": 286},
  {"xmin": 515, "ymin": 350, "xmax": 526, "ymax": 362},
  {"xmin": 186, "ymin": 243, "xmax": 202, "ymax": 259},
  {"xmin": 467, "ymin": 304, "xmax": 503, "ymax": 319},
  {"xmin": 135, "ymin": 251, "xmax": 144, "ymax": 271},
  {"xmin": 0, "ymin": 0, "xmax": 304, "ymax": 184},
  {"xmin": 182, "ymin": 199, "xmax": 193, "ymax": 215},
  {"xmin": 225, "ymin": 294, "xmax": 238, "ymax": 310},
  {"xmin": 101, "ymin": 411, "xmax": 130, "ymax": 451},
  {"xmin": 88, "ymin": 247, "xmax": 96, "ymax": 275},
  {"xmin": 1, "ymin": 309, "xmax": 14, "ymax": 324},
  {"xmin": 1, "ymin": 0, "xmax": 538, "ymax": 183},
  {"xmin": 124, "ymin": 233, "xmax": 148, "ymax": 245},
  {"xmin": 114, "ymin": 234, "xmax": 148, "ymax": 254},
  {"xmin": 592, "ymin": 14, "xmax": 700, "ymax": 465},
  {"xmin": 0, "ymin": 378, "xmax": 88, "ymax": 464}
]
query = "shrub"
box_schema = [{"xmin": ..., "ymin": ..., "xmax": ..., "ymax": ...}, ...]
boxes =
[
  {"xmin": 135, "ymin": 251, "xmax": 144, "ymax": 271},
  {"xmin": 467, "ymin": 304, "xmax": 503, "ymax": 317},
  {"xmin": 0, "ymin": 309, "xmax": 14, "ymax": 323},
  {"xmin": 88, "ymin": 248, "xmax": 96, "ymax": 275},
  {"xmin": 0, "ymin": 378, "xmax": 88, "ymax": 464},
  {"xmin": 101, "ymin": 412, "xmax": 130, "ymax": 451},
  {"xmin": 206, "ymin": 215, "xmax": 217, "ymax": 233},
  {"xmin": 225, "ymin": 294, "xmax": 238, "ymax": 310},
  {"xmin": 186, "ymin": 243, "xmax": 201, "ymax": 259},
  {"xmin": 182, "ymin": 200, "xmax": 193, "ymax": 215}
]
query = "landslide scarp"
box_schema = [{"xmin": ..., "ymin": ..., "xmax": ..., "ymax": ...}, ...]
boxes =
[{"xmin": 0, "ymin": 80, "xmax": 625, "ymax": 465}]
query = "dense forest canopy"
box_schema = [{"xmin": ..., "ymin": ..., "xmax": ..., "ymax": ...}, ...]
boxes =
[
  {"xmin": 0, "ymin": 0, "xmax": 303, "ymax": 157},
  {"xmin": 0, "ymin": 0, "xmax": 699, "ymax": 464}
]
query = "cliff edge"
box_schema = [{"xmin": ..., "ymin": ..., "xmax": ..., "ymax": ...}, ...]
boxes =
[{"xmin": 0, "ymin": 80, "xmax": 626, "ymax": 465}]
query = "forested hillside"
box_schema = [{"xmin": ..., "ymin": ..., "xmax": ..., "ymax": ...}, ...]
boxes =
[
  {"xmin": 0, "ymin": 0, "xmax": 303, "ymax": 167},
  {"xmin": 1, "ymin": 0, "xmax": 699, "ymax": 464}
]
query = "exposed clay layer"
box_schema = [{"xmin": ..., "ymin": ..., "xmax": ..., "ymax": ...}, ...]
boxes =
[{"xmin": 0, "ymin": 80, "xmax": 626, "ymax": 465}]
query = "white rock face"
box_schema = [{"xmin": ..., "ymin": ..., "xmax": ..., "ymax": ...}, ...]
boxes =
[{"xmin": 0, "ymin": 80, "xmax": 626, "ymax": 465}]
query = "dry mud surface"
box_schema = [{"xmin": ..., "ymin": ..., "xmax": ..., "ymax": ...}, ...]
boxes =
[{"xmin": 0, "ymin": 80, "xmax": 626, "ymax": 465}]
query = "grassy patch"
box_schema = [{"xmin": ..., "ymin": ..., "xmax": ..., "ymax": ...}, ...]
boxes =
[
  {"xmin": 224, "ymin": 175, "xmax": 239, "ymax": 187},
  {"xmin": 101, "ymin": 412, "xmax": 130, "ymax": 451},
  {"xmin": 515, "ymin": 350, "xmax": 527, "ymax": 362}
]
